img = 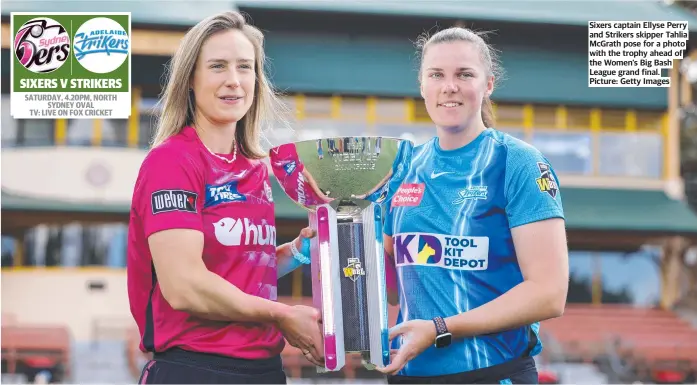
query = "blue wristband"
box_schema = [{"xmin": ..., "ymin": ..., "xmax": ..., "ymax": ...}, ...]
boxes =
[
  {"xmin": 301, "ymin": 237, "xmax": 312, "ymax": 257},
  {"xmin": 290, "ymin": 238, "xmax": 311, "ymax": 265}
]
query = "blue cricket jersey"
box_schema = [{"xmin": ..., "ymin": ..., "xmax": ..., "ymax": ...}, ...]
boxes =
[{"xmin": 383, "ymin": 128, "xmax": 565, "ymax": 377}]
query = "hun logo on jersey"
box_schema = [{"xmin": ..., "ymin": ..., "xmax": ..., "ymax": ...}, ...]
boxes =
[{"xmin": 213, "ymin": 217, "xmax": 276, "ymax": 247}]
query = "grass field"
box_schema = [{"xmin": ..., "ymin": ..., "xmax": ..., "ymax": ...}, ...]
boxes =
[{"xmin": 295, "ymin": 138, "xmax": 399, "ymax": 202}]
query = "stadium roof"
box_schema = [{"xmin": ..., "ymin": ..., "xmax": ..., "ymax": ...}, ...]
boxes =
[
  {"xmin": 3, "ymin": 183, "xmax": 697, "ymax": 236},
  {"xmin": 562, "ymin": 188, "xmax": 697, "ymax": 235},
  {"xmin": 236, "ymin": 0, "xmax": 697, "ymax": 32}
]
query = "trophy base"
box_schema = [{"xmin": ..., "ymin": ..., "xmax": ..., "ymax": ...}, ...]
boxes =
[{"xmin": 360, "ymin": 351, "xmax": 378, "ymax": 370}]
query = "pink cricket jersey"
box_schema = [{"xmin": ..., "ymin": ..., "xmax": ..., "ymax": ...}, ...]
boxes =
[{"xmin": 127, "ymin": 126, "xmax": 283, "ymax": 359}]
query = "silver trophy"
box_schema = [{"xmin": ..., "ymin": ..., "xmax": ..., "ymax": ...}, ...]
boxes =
[{"xmin": 269, "ymin": 136, "xmax": 413, "ymax": 372}]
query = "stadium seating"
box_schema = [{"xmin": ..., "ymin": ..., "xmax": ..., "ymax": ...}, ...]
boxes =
[
  {"xmin": 541, "ymin": 304, "xmax": 697, "ymax": 383},
  {"xmin": 0, "ymin": 321, "xmax": 72, "ymax": 383},
  {"xmin": 120, "ymin": 301, "xmax": 697, "ymax": 382}
]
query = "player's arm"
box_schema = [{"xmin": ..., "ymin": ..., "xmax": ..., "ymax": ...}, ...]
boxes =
[
  {"xmin": 276, "ymin": 240, "xmax": 303, "ymax": 278},
  {"xmin": 444, "ymin": 151, "xmax": 568, "ymax": 338},
  {"xmin": 276, "ymin": 228, "xmax": 314, "ymax": 278},
  {"xmin": 301, "ymin": 168, "xmax": 333, "ymax": 202},
  {"xmin": 141, "ymin": 151, "xmax": 291, "ymax": 323}
]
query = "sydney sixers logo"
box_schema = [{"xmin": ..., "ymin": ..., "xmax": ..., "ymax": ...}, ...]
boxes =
[{"xmin": 14, "ymin": 18, "xmax": 71, "ymax": 73}]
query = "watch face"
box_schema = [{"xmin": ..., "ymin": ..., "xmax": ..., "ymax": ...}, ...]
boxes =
[{"xmin": 435, "ymin": 333, "xmax": 452, "ymax": 348}]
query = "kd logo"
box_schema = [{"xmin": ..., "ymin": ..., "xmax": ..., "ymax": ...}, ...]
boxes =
[{"xmin": 395, "ymin": 234, "xmax": 442, "ymax": 265}]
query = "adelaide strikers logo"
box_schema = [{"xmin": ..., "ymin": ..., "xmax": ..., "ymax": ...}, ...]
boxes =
[
  {"xmin": 14, "ymin": 18, "xmax": 70, "ymax": 73},
  {"xmin": 73, "ymin": 17, "xmax": 129, "ymax": 73}
]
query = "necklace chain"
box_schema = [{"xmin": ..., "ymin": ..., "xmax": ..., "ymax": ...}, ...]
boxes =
[{"xmin": 203, "ymin": 139, "xmax": 237, "ymax": 164}]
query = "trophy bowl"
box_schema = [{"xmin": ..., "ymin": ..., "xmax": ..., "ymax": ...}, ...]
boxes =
[{"xmin": 269, "ymin": 136, "xmax": 413, "ymax": 372}]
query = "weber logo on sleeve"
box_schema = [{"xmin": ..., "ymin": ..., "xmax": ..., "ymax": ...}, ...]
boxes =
[{"xmin": 151, "ymin": 189, "xmax": 198, "ymax": 214}]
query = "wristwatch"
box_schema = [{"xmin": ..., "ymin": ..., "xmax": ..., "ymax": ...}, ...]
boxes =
[{"xmin": 432, "ymin": 316, "xmax": 452, "ymax": 348}]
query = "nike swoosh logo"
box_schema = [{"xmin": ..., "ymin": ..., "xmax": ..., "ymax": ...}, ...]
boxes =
[{"xmin": 431, "ymin": 171, "xmax": 452, "ymax": 179}]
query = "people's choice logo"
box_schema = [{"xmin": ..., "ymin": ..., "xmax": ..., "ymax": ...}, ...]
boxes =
[
  {"xmin": 394, "ymin": 232, "xmax": 489, "ymax": 271},
  {"xmin": 213, "ymin": 217, "xmax": 276, "ymax": 247},
  {"xmin": 14, "ymin": 18, "xmax": 70, "ymax": 73},
  {"xmin": 392, "ymin": 183, "xmax": 425, "ymax": 207},
  {"xmin": 73, "ymin": 17, "xmax": 129, "ymax": 73}
]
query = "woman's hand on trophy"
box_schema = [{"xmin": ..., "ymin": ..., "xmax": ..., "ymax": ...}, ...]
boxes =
[
  {"xmin": 375, "ymin": 320, "xmax": 436, "ymax": 375},
  {"xmin": 277, "ymin": 305, "xmax": 325, "ymax": 366}
]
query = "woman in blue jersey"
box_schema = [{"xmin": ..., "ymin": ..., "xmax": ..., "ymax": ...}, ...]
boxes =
[{"xmin": 376, "ymin": 27, "xmax": 569, "ymax": 384}]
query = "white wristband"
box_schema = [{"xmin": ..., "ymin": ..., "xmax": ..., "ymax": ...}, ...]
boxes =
[{"xmin": 290, "ymin": 240, "xmax": 310, "ymax": 265}]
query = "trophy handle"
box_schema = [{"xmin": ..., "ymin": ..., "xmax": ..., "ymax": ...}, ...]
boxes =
[
  {"xmin": 309, "ymin": 205, "xmax": 345, "ymax": 372},
  {"xmin": 362, "ymin": 203, "xmax": 391, "ymax": 368}
]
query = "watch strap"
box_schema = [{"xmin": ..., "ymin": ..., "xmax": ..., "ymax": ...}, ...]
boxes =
[{"xmin": 433, "ymin": 316, "xmax": 448, "ymax": 335}]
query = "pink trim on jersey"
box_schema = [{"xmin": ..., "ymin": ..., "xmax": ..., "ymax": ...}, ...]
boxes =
[{"xmin": 127, "ymin": 126, "xmax": 283, "ymax": 360}]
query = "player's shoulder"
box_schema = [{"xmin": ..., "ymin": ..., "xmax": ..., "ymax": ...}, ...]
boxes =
[
  {"xmin": 414, "ymin": 137, "xmax": 437, "ymax": 156},
  {"xmin": 488, "ymin": 128, "xmax": 547, "ymax": 165},
  {"xmin": 487, "ymin": 129, "xmax": 537, "ymax": 154},
  {"xmin": 140, "ymin": 130, "xmax": 202, "ymax": 173}
]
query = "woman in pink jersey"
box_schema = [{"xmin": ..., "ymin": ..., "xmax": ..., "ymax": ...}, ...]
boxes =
[{"xmin": 127, "ymin": 11, "xmax": 324, "ymax": 384}]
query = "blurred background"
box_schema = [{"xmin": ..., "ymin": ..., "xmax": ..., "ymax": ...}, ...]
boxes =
[{"xmin": 2, "ymin": 0, "xmax": 697, "ymax": 383}]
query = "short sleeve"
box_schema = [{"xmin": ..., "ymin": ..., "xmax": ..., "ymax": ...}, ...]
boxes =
[
  {"xmin": 134, "ymin": 149, "xmax": 205, "ymax": 238},
  {"xmin": 271, "ymin": 144, "xmax": 305, "ymax": 177},
  {"xmin": 504, "ymin": 146, "xmax": 565, "ymax": 229}
]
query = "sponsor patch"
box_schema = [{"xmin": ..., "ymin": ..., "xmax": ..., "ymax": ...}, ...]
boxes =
[
  {"xmin": 205, "ymin": 181, "xmax": 246, "ymax": 208},
  {"xmin": 151, "ymin": 189, "xmax": 197, "ymax": 214},
  {"xmin": 283, "ymin": 161, "xmax": 297, "ymax": 176},
  {"xmin": 391, "ymin": 183, "xmax": 425, "ymax": 207},
  {"xmin": 453, "ymin": 186, "xmax": 488, "ymax": 204},
  {"xmin": 535, "ymin": 162, "xmax": 559, "ymax": 198},
  {"xmin": 213, "ymin": 217, "xmax": 276, "ymax": 247},
  {"xmin": 393, "ymin": 232, "xmax": 489, "ymax": 271}
]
